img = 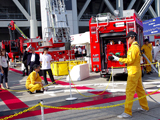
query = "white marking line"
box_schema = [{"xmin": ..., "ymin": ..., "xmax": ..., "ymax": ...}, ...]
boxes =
[
  {"xmin": 42, "ymin": 89, "xmax": 160, "ymax": 94},
  {"xmin": 48, "ymin": 84, "xmax": 118, "ymax": 88},
  {"xmin": 157, "ymin": 85, "xmax": 160, "ymax": 87},
  {"xmin": 47, "ymin": 82, "xmax": 160, "ymax": 88},
  {"xmin": 35, "ymin": 93, "xmax": 56, "ymax": 97}
]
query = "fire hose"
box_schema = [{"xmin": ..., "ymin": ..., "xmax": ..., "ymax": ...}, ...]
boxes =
[
  {"xmin": 109, "ymin": 52, "xmax": 160, "ymax": 104},
  {"xmin": 142, "ymin": 53, "xmax": 160, "ymax": 104}
]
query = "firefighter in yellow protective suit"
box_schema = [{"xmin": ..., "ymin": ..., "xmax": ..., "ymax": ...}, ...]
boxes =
[
  {"xmin": 141, "ymin": 39, "xmax": 152, "ymax": 74},
  {"xmin": 25, "ymin": 64, "xmax": 43, "ymax": 94},
  {"xmin": 110, "ymin": 31, "xmax": 149, "ymax": 118}
]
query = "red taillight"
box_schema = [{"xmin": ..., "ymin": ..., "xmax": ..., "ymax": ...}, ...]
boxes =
[
  {"xmin": 93, "ymin": 65, "xmax": 96, "ymax": 68},
  {"xmin": 91, "ymin": 26, "xmax": 96, "ymax": 34},
  {"xmin": 128, "ymin": 23, "xmax": 134, "ymax": 27},
  {"xmin": 128, "ymin": 23, "xmax": 134, "ymax": 32}
]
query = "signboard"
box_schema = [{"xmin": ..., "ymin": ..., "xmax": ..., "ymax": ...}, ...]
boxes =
[
  {"xmin": 115, "ymin": 22, "xmax": 124, "ymax": 27},
  {"xmin": 143, "ymin": 17, "xmax": 160, "ymax": 36}
]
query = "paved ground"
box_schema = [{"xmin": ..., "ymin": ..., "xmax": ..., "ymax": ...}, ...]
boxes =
[{"xmin": 0, "ymin": 66, "xmax": 160, "ymax": 120}]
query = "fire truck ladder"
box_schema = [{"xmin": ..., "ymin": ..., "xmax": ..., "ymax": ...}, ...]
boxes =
[
  {"xmin": 14, "ymin": 24, "xmax": 28, "ymax": 39},
  {"xmin": 95, "ymin": 13, "xmax": 110, "ymax": 42},
  {"xmin": 8, "ymin": 21, "xmax": 28, "ymax": 40},
  {"xmin": 45, "ymin": 0, "xmax": 70, "ymax": 43}
]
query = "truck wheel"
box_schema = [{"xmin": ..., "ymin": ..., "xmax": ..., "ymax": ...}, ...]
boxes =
[{"xmin": 100, "ymin": 73, "xmax": 105, "ymax": 78}]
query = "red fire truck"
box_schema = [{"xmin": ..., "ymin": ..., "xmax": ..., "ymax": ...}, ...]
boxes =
[
  {"xmin": 89, "ymin": 10, "xmax": 144, "ymax": 77},
  {"xmin": 2, "ymin": 21, "xmax": 75, "ymax": 62},
  {"xmin": 2, "ymin": 21, "xmax": 28, "ymax": 61}
]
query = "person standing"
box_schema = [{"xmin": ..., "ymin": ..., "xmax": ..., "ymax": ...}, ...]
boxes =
[
  {"xmin": 40, "ymin": 47, "xmax": 57, "ymax": 85},
  {"xmin": 74, "ymin": 46, "xmax": 78, "ymax": 59},
  {"xmin": 0, "ymin": 49, "xmax": 9, "ymax": 89},
  {"xmin": 27, "ymin": 47, "xmax": 40, "ymax": 73},
  {"xmin": 110, "ymin": 31, "xmax": 149, "ymax": 118},
  {"xmin": 141, "ymin": 39, "xmax": 152, "ymax": 74},
  {"xmin": 22, "ymin": 49, "xmax": 28, "ymax": 76},
  {"xmin": 0, "ymin": 51, "xmax": 4, "ymax": 90},
  {"xmin": 78, "ymin": 46, "xmax": 82, "ymax": 57},
  {"xmin": 156, "ymin": 40, "xmax": 160, "ymax": 46}
]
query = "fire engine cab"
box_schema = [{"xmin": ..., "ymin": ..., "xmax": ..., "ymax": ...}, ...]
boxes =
[{"xmin": 89, "ymin": 10, "xmax": 144, "ymax": 77}]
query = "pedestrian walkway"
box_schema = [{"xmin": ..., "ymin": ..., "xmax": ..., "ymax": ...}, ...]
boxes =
[{"xmin": 0, "ymin": 68, "xmax": 159, "ymax": 120}]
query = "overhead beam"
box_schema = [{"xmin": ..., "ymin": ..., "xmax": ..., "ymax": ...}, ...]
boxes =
[
  {"xmin": 138, "ymin": 0, "xmax": 154, "ymax": 19},
  {"xmin": 12, "ymin": 0, "xmax": 30, "ymax": 20},
  {"xmin": 78, "ymin": 0, "xmax": 91, "ymax": 20},
  {"xmin": 142, "ymin": 0, "xmax": 157, "ymax": 18},
  {"xmin": 79, "ymin": 21, "xmax": 89, "ymax": 27},
  {"xmin": 0, "ymin": 21, "xmax": 41, "ymax": 27},
  {"xmin": 148, "ymin": 6, "xmax": 158, "ymax": 18},
  {"xmin": 103, "ymin": 0, "xmax": 115, "ymax": 15},
  {"xmin": 127, "ymin": 0, "xmax": 136, "ymax": 10}
]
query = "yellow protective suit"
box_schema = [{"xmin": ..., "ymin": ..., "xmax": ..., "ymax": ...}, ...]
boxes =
[
  {"xmin": 25, "ymin": 71, "xmax": 42, "ymax": 93},
  {"xmin": 119, "ymin": 41, "xmax": 149, "ymax": 116},
  {"xmin": 141, "ymin": 43, "xmax": 152, "ymax": 73}
]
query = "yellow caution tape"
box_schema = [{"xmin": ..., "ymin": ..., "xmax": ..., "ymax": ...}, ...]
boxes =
[
  {"xmin": 1, "ymin": 85, "xmax": 160, "ymax": 120},
  {"xmin": 69, "ymin": 72, "xmax": 112, "ymax": 97},
  {"xmin": 0, "ymin": 104, "xmax": 40, "ymax": 120},
  {"xmin": 39, "ymin": 87, "xmax": 160, "ymax": 110}
]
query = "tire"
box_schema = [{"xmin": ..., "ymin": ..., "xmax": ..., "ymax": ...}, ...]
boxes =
[{"xmin": 100, "ymin": 73, "xmax": 106, "ymax": 78}]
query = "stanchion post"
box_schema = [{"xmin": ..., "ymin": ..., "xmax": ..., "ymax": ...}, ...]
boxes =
[
  {"xmin": 66, "ymin": 72, "xmax": 77, "ymax": 101},
  {"xmin": 158, "ymin": 61, "xmax": 160, "ymax": 77},
  {"xmin": 40, "ymin": 100, "xmax": 44, "ymax": 120},
  {"xmin": 66, "ymin": 51, "xmax": 77, "ymax": 101},
  {"xmin": 112, "ymin": 66, "xmax": 114, "ymax": 89}
]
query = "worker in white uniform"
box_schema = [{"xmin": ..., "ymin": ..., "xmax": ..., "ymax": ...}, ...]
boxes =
[{"xmin": 40, "ymin": 47, "xmax": 57, "ymax": 85}]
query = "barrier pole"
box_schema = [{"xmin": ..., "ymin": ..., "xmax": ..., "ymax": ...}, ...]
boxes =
[
  {"xmin": 158, "ymin": 61, "xmax": 160, "ymax": 77},
  {"xmin": 66, "ymin": 50, "xmax": 77, "ymax": 101},
  {"xmin": 40, "ymin": 100, "xmax": 44, "ymax": 120},
  {"xmin": 111, "ymin": 66, "xmax": 114, "ymax": 89}
]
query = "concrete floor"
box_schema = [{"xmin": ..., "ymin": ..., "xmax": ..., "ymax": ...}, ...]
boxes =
[{"xmin": 0, "ymin": 67, "xmax": 160, "ymax": 120}]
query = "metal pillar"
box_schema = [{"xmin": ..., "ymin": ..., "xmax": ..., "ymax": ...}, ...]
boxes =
[
  {"xmin": 30, "ymin": 0, "xmax": 38, "ymax": 38},
  {"xmin": 103, "ymin": 0, "xmax": 115, "ymax": 15},
  {"xmin": 155, "ymin": 0, "xmax": 160, "ymax": 16},
  {"xmin": 116, "ymin": 0, "xmax": 123, "ymax": 17},
  {"xmin": 78, "ymin": 0, "xmax": 91, "ymax": 20},
  {"xmin": 72, "ymin": 0, "xmax": 79, "ymax": 34},
  {"xmin": 138, "ymin": 0, "xmax": 154, "ymax": 19},
  {"xmin": 127, "ymin": 0, "xmax": 136, "ymax": 10}
]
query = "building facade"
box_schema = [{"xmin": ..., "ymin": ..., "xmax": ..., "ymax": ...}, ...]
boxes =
[{"xmin": 0, "ymin": 0, "xmax": 160, "ymax": 41}]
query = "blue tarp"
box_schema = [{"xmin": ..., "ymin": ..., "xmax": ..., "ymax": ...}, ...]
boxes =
[{"xmin": 143, "ymin": 17, "xmax": 160, "ymax": 36}]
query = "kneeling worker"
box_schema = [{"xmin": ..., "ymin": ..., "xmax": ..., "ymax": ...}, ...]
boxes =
[
  {"xmin": 25, "ymin": 64, "xmax": 43, "ymax": 94},
  {"xmin": 109, "ymin": 31, "xmax": 149, "ymax": 118}
]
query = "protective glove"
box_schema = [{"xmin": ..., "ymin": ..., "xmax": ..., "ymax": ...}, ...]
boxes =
[
  {"xmin": 112, "ymin": 55, "xmax": 120, "ymax": 61},
  {"xmin": 108, "ymin": 56, "xmax": 114, "ymax": 61}
]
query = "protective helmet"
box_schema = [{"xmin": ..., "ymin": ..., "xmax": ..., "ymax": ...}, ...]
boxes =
[
  {"xmin": 126, "ymin": 31, "xmax": 137, "ymax": 38},
  {"xmin": 144, "ymin": 39, "xmax": 149, "ymax": 42}
]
